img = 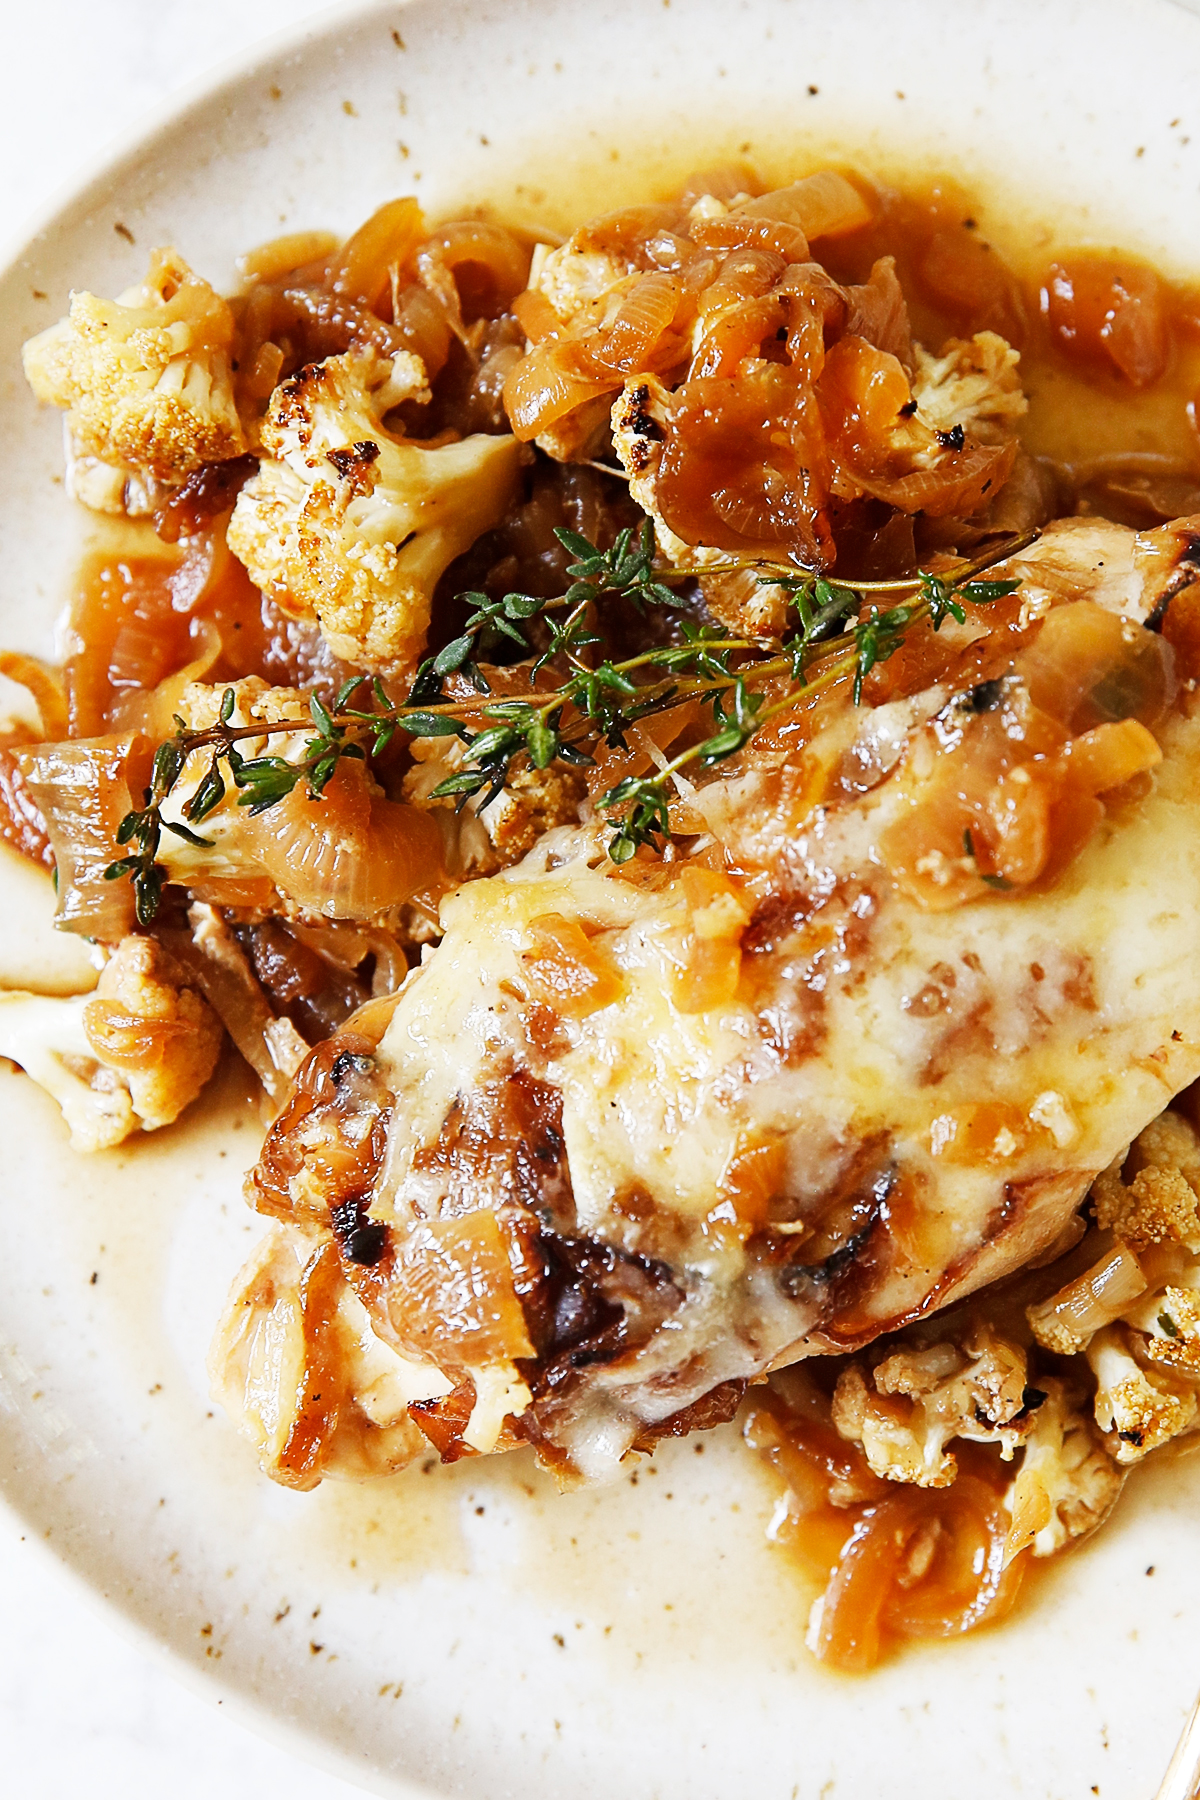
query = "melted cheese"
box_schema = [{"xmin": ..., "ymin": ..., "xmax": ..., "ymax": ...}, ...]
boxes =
[{"xmin": 374, "ymin": 705, "xmax": 1200, "ymax": 1386}]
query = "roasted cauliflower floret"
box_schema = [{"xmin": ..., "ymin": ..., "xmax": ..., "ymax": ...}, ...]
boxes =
[
  {"xmin": 1027, "ymin": 1111, "xmax": 1200, "ymax": 1454},
  {"xmin": 23, "ymin": 248, "xmax": 246, "ymax": 506},
  {"xmin": 0, "ymin": 991, "xmax": 136, "ymax": 1152},
  {"xmin": 610, "ymin": 330, "xmax": 1028, "ymax": 643},
  {"xmin": 0, "ymin": 935, "xmax": 221, "ymax": 1151},
  {"xmin": 1093, "ymin": 1112, "xmax": 1200, "ymax": 1250},
  {"xmin": 1087, "ymin": 1324, "xmax": 1199, "ymax": 1463},
  {"xmin": 533, "ymin": 239, "xmax": 630, "ymax": 328},
  {"xmin": 1004, "ymin": 1379, "xmax": 1124, "ymax": 1560},
  {"xmin": 81, "ymin": 934, "xmax": 223, "ymax": 1130},
  {"xmin": 227, "ymin": 347, "xmax": 525, "ymax": 672},
  {"xmin": 1124, "ymin": 1285, "xmax": 1200, "ymax": 1372},
  {"xmin": 831, "ymin": 1323, "xmax": 1034, "ymax": 1488},
  {"xmin": 909, "ymin": 331, "xmax": 1028, "ymax": 446},
  {"xmin": 403, "ymin": 729, "xmax": 587, "ymax": 877}
]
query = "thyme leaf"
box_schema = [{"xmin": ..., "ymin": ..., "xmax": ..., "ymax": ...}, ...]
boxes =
[{"xmin": 106, "ymin": 525, "xmax": 1035, "ymax": 916}]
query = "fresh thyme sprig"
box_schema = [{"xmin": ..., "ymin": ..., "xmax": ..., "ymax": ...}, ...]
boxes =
[
  {"xmin": 104, "ymin": 523, "xmax": 1032, "ymax": 917},
  {"xmin": 592, "ymin": 545, "xmax": 1028, "ymax": 859}
]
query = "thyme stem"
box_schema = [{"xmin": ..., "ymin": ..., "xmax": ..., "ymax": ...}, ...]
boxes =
[{"xmin": 104, "ymin": 525, "xmax": 1035, "ymax": 913}]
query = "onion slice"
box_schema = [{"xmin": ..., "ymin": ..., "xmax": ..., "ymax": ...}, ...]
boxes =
[{"xmin": 18, "ymin": 734, "xmax": 149, "ymax": 941}]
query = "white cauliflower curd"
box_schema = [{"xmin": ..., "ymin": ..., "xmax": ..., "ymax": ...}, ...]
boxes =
[
  {"xmin": 227, "ymin": 346, "xmax": 525, "ymax": 672},
  {"xmin": 22, "ymin": 248, "xmax": 247, "ymax": 512},
  {"xmin": 0, "ymin": 935, "xmax": 222, "ymax": 1151},
  {"xmin": 1028, "ymin": 1110, "xmax": 1200, "ymax": 1464},
  {"xmin": 610, "ymin": 331, "xmax": 1029, "ymax": 641},
  {"xmin": 831, "ymin": 1323, "xmax": 1034, "ymax": 1489}
]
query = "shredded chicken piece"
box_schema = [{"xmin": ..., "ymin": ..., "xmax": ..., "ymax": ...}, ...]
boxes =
[
  {"xmin": 227, "ymin": 347, "xmax": 524, "ymax": 672},
  {"xmin": 23, "ymin": 249, "xmax": 246, "ymax": 505}
]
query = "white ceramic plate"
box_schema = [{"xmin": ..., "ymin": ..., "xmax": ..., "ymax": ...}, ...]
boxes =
[{"xmin": 5, "ymin": 2, "xmax": 1200, "ymax": 1794}]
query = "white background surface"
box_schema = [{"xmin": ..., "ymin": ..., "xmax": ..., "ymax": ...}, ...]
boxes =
[{"xmin": 1, "ymin": 10, "xmax": 375, "ymax": 1795}]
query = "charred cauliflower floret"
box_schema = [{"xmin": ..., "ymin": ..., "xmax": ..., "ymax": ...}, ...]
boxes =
[
  {"xmin": 1004, "ymin": 1379, "xmax": 1124, "ymax": 1560},
  {"xmin": 1027, "ymin": 1112, "xmax": 1200, "ymax": 1458},
  {"xmin": 610, "ymin": 331, "xmax": 1028, "ymax": 642},
  {"xmin": 227, "ymin": 347, "xmax": 525, "ymax": 672},
  {"xmin": 533, "ymin": 239, "xmax": 630, "ymax": 328},
  {"xmin": 831, "ymin": 1324, "xmax": 1034, "ymax": 1488},
  {"xmin": 1087, "ymin": 1324, "xmax": 1199, "ymax": 1462},
  {"xmin": 1124, "ymin": 1285, "xmax": 1200, "ymax": 1373},
  {"xmin": 909, "ymin": 331, "xmax": 1028, "ymax": 446},
  {"xmin": 0, "ymin": 935, "xmax": 222, "ymax": 1151},
  {"xmin": 22, "ymin": 248, "xmax": 246, "ymax": 509}
]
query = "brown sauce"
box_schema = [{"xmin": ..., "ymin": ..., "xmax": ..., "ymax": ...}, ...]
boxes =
[
  {"xmin": 18, "ymin": 164, "xmax": 1200, "ymax": 1668},
  {"xmin": 813, "ymin": 175, "xmax": 1200, "ymax": 497}
]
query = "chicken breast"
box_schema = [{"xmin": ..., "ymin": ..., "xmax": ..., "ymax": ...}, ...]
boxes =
[{"xmin": 213, "ymin": 512, "xmax": 1200, "ymax": 1487}]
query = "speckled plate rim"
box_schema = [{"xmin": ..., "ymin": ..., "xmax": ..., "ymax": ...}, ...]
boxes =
[
  {"xmin": 5, "ymin": 4, "xmax": 1200, "ymax": 1798},
  {"xmin": 0, "ymin": 10, "xmax": 475, "ymax": 1793}
]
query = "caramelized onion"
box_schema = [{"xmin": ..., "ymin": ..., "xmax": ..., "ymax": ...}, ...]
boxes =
[
  {"xmin": 503, "ymin": 341, "xmax": 612, "ymax": 441},
  {"xmin": 656, "ymin": 369, "xmax": 831, "ymax": 562},
  {"xmin": 18, "ymin": 735, "xmax": 149, "ymax": 940},
  {"xmin": 328, "ymin": 196, "xmax": 427, "ymax": 310},
  {"xmin": 1042, "ymin": 254, "xmax": 1170, "ymax": 388},
  {"xmin": 919, "ymin": 231, "xmax": 1028, "ymax": 346},
  {"xmin": 678, "ymin": 164, "xmax": 762, "ymax": 207},
  {"xmin": 416, "ymin": 220, "xmax": 532, "ymax": 328},
  {"xmin": 0, "ymin": 745, "xmax": 53, "ymax": 868},
  {"xmin": 855, "ymin": 443, "xmax": 1016, "ymax": 518},
  {"xmin": 1026, "ymin": 1242, "xmax": 1147, "ymax": 1352},
  {"xmin": 844, "ymin": 257, "xmax": 912, "ymax": 364},
  {"xmin": 111, "ymin": 618, "xmax": 222, "ymax": 737},
  {"xmin": 247, "ymin": 763, "xmax": 444, "ymax": 920},
  {"xmin": 511, "ymin": 287, "xmax": 560, "ymax": 346},
  {"xmin": 592, "ymin": 271, "xmax": 685, "ymax": 374},
  {"xmin": 691, "ymin": 293, "xmax": 788, "ymax": 380},
  {"xmin": 1018, "ymin": 601, "xmax": 1176, "ymax": 733},
  {"xmin": 0, "ymin": 652, "xmax": 68, "ymax": 741},
  {"xmin": 689, "ymin": 211, "xmax": 810, "ymax": 263},
  {"xmin": 238, "ymin": 230, "xmax": 341, "ymax": 284},
  {"xmin": 64, "ymin": 547, "xmax": 195, "ymax": 735},
  {"xmin": 736, "ymin": 174, "xmax": 872, "ymax": 244},
  {"xmin": 384, "ymin": 1212, "xmax": 535, "ymax": 1368},
  {"xmin": 161, "ymin": 904, "xmax": 306, "ymax": 1101},
  {"xmin": 82, "ymin": 999, "xmax": 189, "ymax": 1073},
  {"xmin": 810, "ymin": 1476, "xmax": 1023, "ymax": 1670}
]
